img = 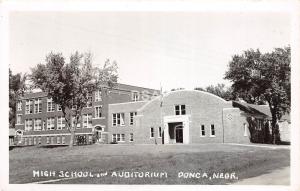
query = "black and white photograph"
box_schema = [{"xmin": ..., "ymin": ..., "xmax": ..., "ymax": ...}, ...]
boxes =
[{"xmin": 1, "ymin": 0, "xmax": 300, "ymax": 190}]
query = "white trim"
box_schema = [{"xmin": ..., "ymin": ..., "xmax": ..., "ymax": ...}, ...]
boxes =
[
  {"xmin": 22, "ymin": 132, "xmax": 93, "ymax": 137},
  {"xmin": 92, "ymin": 117, "xmax": 106, "ymax": 120},
  {"xmin": 93, "ymin": 124, "xmax": 106, "ymax": 128},
  {"xmin": 109, "ymin": 100, "xmax": 147, "ymax": 106}
]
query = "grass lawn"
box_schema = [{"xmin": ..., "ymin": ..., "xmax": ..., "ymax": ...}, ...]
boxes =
[{"xmin": 9, "ymin": 144, "xmax": 290, "ymax": 184}]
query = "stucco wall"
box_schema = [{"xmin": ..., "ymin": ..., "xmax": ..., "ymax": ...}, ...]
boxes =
[{"xmin": 223, "ymin": 108, "xmax": 251, "ymax": 144}]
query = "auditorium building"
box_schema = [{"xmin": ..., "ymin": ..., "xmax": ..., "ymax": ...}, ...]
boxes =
[{"xmin": 14, "ymin": 83, "xmax": 274, "ymax": 146}]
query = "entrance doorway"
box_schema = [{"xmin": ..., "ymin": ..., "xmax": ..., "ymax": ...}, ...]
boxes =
[
  {"xmin": 95, "ymin": 126, "xmax": 103, "ymax": 142},
  {"xmin": 175, "ymin": 126, "xmax": 183, "ymax": 143},
  {"xmin": 168, "ymin": 122, "xmax": 183, "ymax": 144}
]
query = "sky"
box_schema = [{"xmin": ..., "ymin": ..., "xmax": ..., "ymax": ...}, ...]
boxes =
[{"xmin": 9, "ymin": 11, "xmax": 291, "ymax": 91}]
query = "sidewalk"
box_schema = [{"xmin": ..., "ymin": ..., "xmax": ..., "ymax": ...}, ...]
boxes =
[
  {"xmin": 232, "ymin": 166, "xmax": 290, "ymax": 185},
  {"xmin": 225, "ymin": 143, "xmax": 290, "ymax": 150}
]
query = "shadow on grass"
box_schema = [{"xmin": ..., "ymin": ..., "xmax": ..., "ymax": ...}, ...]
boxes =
[{"xmin": 279, "ymin": 141, "xmax": 290, "ymax": 145}]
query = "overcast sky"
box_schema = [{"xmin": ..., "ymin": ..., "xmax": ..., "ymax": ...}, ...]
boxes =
[{"xmin": 9, "ymin": 11, "xmax": 290, "ymax": 91}]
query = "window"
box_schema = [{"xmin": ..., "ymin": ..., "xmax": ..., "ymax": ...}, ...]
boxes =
[
  {"xmin": 34, "ymin": 119, "xmax": 42, "ymax": 131},
  {"xmin": 24, "ymin": 137, "xmax": 27, "ymax": 145},
  {"xmin": 244, "ymin": 123, "xmax": 248, "ymax": 137},
  {"xmin": 62, "ymin": 136, "xmax": 66, "ymax": 144},
  {"xmin": 130, "ymin": 112, "xmax": 137, "ymax": 125},
  {"xmin": 16, "ymin": 114, "xmax": 22, "ymax": 124},
  {"xmin": 175, "ymin": 105, "xmax": 186, "ymax": 115},
  {"xmin": 47, "ymin": 117, "xmax": 55, "ymax": 130},
  {"xmin": 72, "ymin": 115, "xmax": 81, "ymax": 128},
  {"xmin": 130, "ymin": 133, "xmax": 134, "ymax": 142},
  {"xmin": 112, "ymin": 134, "xmax": 125, "ymax": 142},
  {"xmin": 25, "ymin": 119, "xmax": 33, "ymax": 131},
  {"xmin": 38, "ymin": 137, "xmax": 42, "ymax": 144},
  {"xmin": 17, "ymin": 101, "xmax": 22, "ymax": 111},
  {"xmin": 95, "ymin": 106, "xmax": 102, "ymax": 118},
  {"xmin": 34, "ymin": 98, "xmax": 42, "ymax": 113},
  {"xmin": 158, "ymin": 127, "xmax": 162, "ymax": 138},
  {"xmin": 51, "ymin": 136, "xmax": 55, "ymax": 144},
  {"xmin": 57, "ymin": 116, "xmax": 65, "ymax": 130},
  {"xmin": 112, "ymin": 113, "xmax": 125, "ymax": 126},
  {"xmin": 83, "ymin": 114, "xmax": 92, "ymax": 128},
  {"xmin": 200, "ymin": 125, "xmax": 206, "ymax": 137},
  {"xmin": 57, "ymin": 136, "xmax": 61, "ymax": 144},
  {"xmin": 210, "ymin": 124, "xmax": 215, "ymax": 137},
  {"xmin": 33, "ymin": 137, "xmax": 37, "ymax": 145},
  {"xmin": 47, "ymin": 98, "xmax": 55, "ymax": 112},
  {"xmin": 86, "ymin": 95, "xmax": 92, "ymax": 107},
  {"xmin": 88, "ymin": 135, "xmax": 93, "ymax": 143},
  {"xmin": 28, "ymin": 137, "xmax": 32, "ymax": 145},
  {"xmin": 132, "ymin": 91, "xmax": 139, "ymax": 102},
  {"xmin": 25, "ymin": 100, "xmax": 33, "ymax": 114},
  {"xmin": 150, "ymin": 127, "xmax": 154, "ymax": 138},
  {"xmin": 112, "ymin": 134, "xmax": 117, "ymax": 142},
  {"xmin": 95, "ymin": 90, "xmax": 102, "ymax": 102},
  {"xmin": 46, "ymin": 137, "xmax": 50, "ymax": 144},
  {"xmin": 57, "ymin": 104, "xmax": 62, "ymax": 111},
  {"xmin": 121, "ymin": 134, "xmax": 125, "ymax": 142}
]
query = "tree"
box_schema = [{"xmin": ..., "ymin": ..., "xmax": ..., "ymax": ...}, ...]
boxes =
[
  {"xmin": 9, "ymin": 69, "xmax": 27, "ymax": 128},
  {"xmin": 194, "ymin": 84, "xmax": 232, "ymax": 101},
  {"xmin": 30, "ymin": 51, "xmax": 118, "ymax": 147},
  {"xmin": 224, "ymin": 46, "xmax": 291, "ymax": 144}
]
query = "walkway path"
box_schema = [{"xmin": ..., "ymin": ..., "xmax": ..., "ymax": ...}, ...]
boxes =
[{"xmin": 233, "ymin": 166, "xmax": 290, "ymax": 185}]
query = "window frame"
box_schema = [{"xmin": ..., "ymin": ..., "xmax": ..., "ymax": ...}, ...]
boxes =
[
  {"xmin": 150, "ymin": 127, "xmax": 154, "ymax": 138},
  {"xmin": 57, "ymin": 116, "xmax": 65, "ymax": 130},
  {"xmin": 57, "ymin": 136, "xmax": 61, "ymax": 144},
  {"xmin": 86, "ymin": 95, "xmax": 93, "ymax": 108},
  {"xmin": 95, "ymin": 106, "xmax": 103, "ymax": 118},
  {"xmin": 112, "ymin": 113, "xmax": 125, "ymax": 126},
  {"xmin": 25, "ymin": 119, "xmax": 33, "ymax": 131},
  {"xmin": 210, "ymin": 124, "xmax": 216, "ymax": 137},
  {"xmin": 95, "ymin": 90, "xmax": 102, "ymax": 102},
  {"xmin": 129, "ymin": 112, "xmax": 137, "ymax": 125},
  {"xmin": 131, "ymin": 91, "xmax": 139, "ymax": 102},
  {"xmin": 34, "ymin": 98, "xmax": 42, "ymax": 114},
  {"xmin": 83, "ymin": 114, "xmax": 92, "ymax": 128},
  {"xmin": 34, "ymin": 118, "xmax": 42, "ymax": 131},
  {"xmin": 175, "ymin": 104, "xmax": 186, "ymax": 115},
  {"xmin": 17, "ymin": 100, "xmax": 22, "ymax": 111},
  {"xmin": 47, "ymin": 117, "xmax": 55, "ymax": 130},
  {"xmin": 129, "ymin": 133, "xmax": 134, "ymax": 142},
  {"xmin": 200, "ymin": 125, "xmax": 206, "ymax": 137},
  {"xmin": 158, "ymin": 126, "xmax": 162, "ymax": 138},
  {"xmin": 47, "ymin": 98, "xmax": 55, "ymax": 112},
  {"xmin": 16, "ymin": 114, "xmax": 22, "ymax": 125}
]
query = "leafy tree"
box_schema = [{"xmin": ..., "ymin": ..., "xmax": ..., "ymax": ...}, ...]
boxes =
[
  {"xmin": 171, "ymin": 87, "xmax": 185, "ymax": 91},
  {"xmin": 194, "ymin": 84, "xmax": 232, "ymax": 101},
  {"xmin": 224, "ymin": 46, "xmax": 291, "ymax": 144},
  {"xmin": 9, "ymin": 69, "xmax": 27, "ymax": 128},
  {"xmin": 30, "ymin": 51, "xmax": 118, "ymax": 147},
  {"xmin": 194, "ymin": 87, "xmax": 205, "ymax": 91}
]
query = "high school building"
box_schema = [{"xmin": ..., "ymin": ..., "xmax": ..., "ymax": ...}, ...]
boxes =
[
  {"xmin": 14, "ymin": 83, "xmax": 159, "ymax": 146},
  {"xmin": 14, "ymin": 83, "xmax": 286, "ymax": 146}
]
